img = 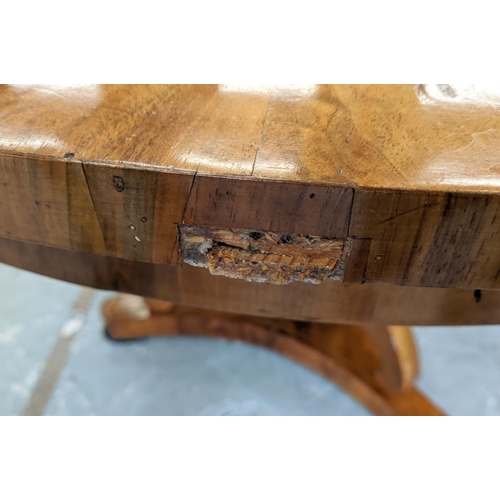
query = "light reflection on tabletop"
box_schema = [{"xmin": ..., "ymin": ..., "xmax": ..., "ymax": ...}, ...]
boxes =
[
  {"xmin": 0, "ymin": 84, "xmax": 499, "ymax": 193},
  {"xmin": 219, "ymin": 84, "xmax": 318, "ymax": 101},
  {"xmin": 416, "ymin": 84, "xmax": 500, "ymax": 107},
  {"xmin": 9, "ymin": 84, "xmax": 103, "ymax": 109}
]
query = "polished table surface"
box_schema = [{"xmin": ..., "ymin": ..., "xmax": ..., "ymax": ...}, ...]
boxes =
[
  {"xmin": 1, "ymin": 84, "xmax": 500, "ymax": 292},
  {"xmin": 1, "ymin": 84, "xmax": 500, "ymax": 192}
]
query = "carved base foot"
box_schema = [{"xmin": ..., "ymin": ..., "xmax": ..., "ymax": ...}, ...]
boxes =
[{"xmin": 102, "ymin": 295, "xmax": 444, "ymax": 416}]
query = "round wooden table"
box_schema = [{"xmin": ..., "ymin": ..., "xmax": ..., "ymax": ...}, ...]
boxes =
[{"xmin": 2, "ymin": 84, "xmax": 500, "ymax": 415}]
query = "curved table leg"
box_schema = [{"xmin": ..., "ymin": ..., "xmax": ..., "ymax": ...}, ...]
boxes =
[{"xmin": 102, "ymin": 295, "xmax": 444, "ymax": 416}]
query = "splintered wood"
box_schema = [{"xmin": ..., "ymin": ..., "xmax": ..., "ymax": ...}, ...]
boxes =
[{"xmin": 180, "ymin": 225, "xmax": 351, "ymax": 285}]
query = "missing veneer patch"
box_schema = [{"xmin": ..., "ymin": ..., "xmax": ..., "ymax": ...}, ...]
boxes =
[{"xmin": 180, "ymin": 225, "xmax": 351, "ymax": 285}]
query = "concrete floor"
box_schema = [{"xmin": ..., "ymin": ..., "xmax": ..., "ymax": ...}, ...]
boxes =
[{"xmin": 1, "ymin": 262, "xmax": 500, "ymax": 416}]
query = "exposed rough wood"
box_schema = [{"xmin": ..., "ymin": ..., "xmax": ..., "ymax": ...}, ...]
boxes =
[
  {"xmin": 180, "ymin": 225, "xmax": 350, "ymax": 284},
  {"xmin": 205, "ymin": 246, "xmax": 340, "ymax": 285},
  {"xmin": 3, "ymin": 236, "xmax": 500, "ymax": 327}
]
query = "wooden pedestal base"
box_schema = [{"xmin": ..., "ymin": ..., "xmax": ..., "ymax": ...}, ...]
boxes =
[{"xmin": 102, "ymin": 295, "xmax": 444, "ymax": 416}]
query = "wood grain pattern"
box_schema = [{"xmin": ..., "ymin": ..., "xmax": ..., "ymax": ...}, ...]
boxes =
[
  {"xmin": 81, "ymin": 162, "xmax": 193, "ymax": 263},
  {"xmin": 183, "ymin": 177, "xmax": 353, "ymax": 238},
  {"xmin": 2, "ymin": 84, "xmax": 500, "ymax": 288},
  {"xmin": 2, "ymin": 236, "xmax": 500, "ymax": 327},
  {"xmin": 0, "ymin": 153, "xmax": 194, "ymax": 263},
  {"xmin": 350, "ymin": 190, "xmax": 500, "ymax": 288},
  {"xmin": 3, "ymin": 84, "xmax": 500, "ymax": 191}
]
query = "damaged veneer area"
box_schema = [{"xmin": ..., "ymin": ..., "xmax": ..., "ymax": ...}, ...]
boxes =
[{"xmin": 179, "ymin": 225, "xmax": 352, "ymax": 285}]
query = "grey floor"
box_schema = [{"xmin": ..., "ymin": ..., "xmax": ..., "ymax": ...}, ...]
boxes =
[{"xmin": 1, "ymin": 263, "xmax": 500, "ymax": 416}]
